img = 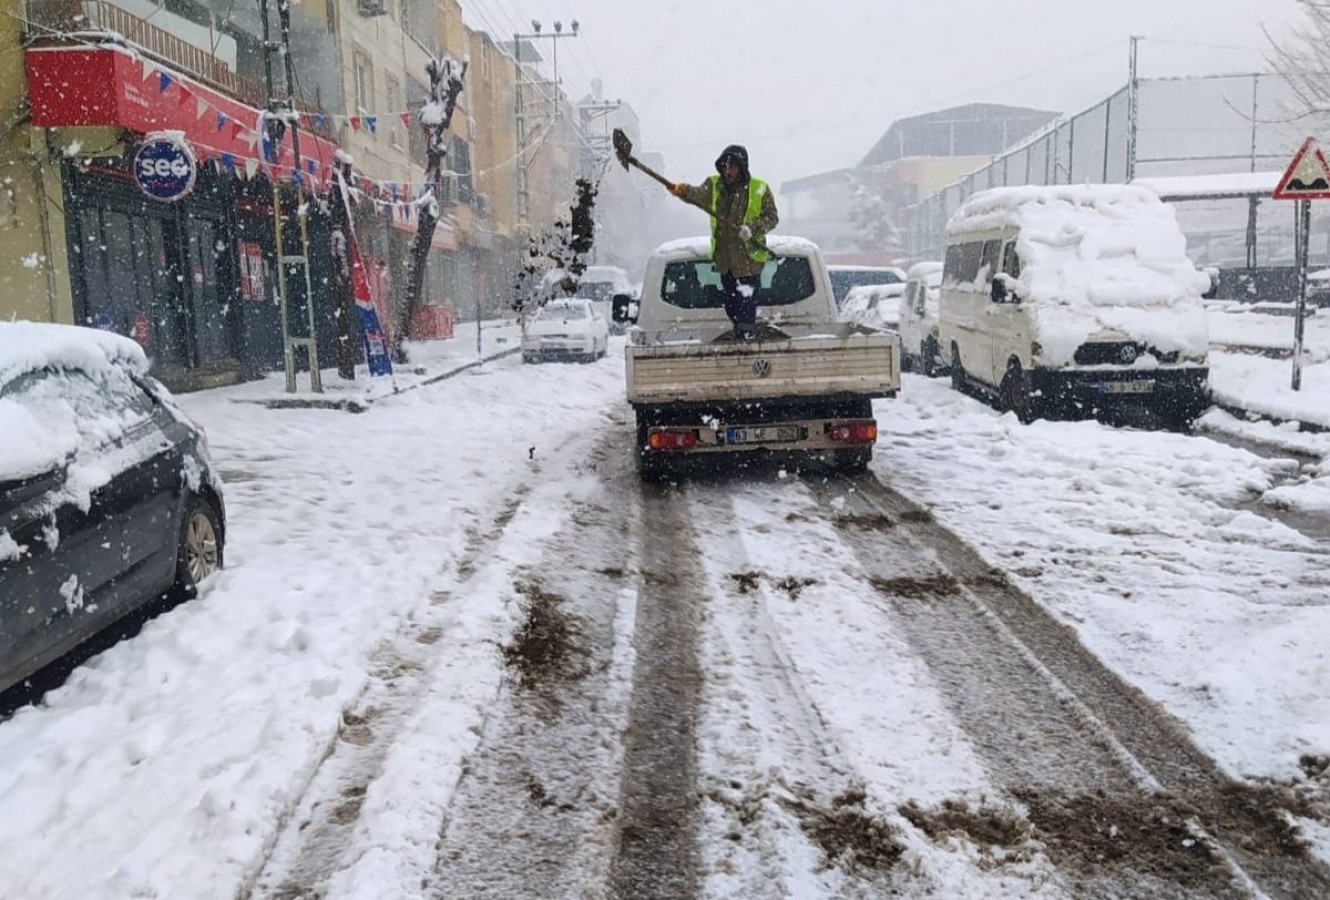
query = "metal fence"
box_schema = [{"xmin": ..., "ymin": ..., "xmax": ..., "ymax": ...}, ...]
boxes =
[{"xmin": 904, "ymin": 73, "xmax": 1304, "ymax": 265}]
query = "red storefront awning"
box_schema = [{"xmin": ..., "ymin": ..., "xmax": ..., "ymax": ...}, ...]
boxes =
[{"xmin": 25, "ymin": 45, "xmax": 341, "ymax": 191}]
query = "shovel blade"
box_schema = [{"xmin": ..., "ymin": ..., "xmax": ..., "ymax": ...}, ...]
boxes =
[{"xmin": 612, "ymin": 128, "xmax": 634, "ymax": 171}]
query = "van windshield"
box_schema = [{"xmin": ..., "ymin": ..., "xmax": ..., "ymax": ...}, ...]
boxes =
[{"xmin": 658, "ymin": 257, "xmax": 815, "ymax": 309}]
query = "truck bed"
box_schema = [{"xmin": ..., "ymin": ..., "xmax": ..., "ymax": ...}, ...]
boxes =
[{"xmin": 625, "ymin": 332, "xmax": 899, "ymax": 404}]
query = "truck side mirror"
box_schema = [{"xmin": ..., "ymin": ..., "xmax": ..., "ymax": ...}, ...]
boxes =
[
  {"xmin": 611, "ymin": 292, "xmax": 638, "ymax": 324},
  {"xmin": 991, "ymin": 274, "xmax": 1015, "ymax": 304}
]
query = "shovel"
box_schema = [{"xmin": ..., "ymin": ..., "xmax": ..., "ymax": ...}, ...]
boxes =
[{"xmin": 613, "ymin": 128, "xmax": 717, "ymax": 220}]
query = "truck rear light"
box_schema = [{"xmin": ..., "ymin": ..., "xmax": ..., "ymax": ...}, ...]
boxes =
[
  {"xmin": 648, "ymin": 429, "xmax": 697, "ymax": 451},
  {"xmin": 828, "ymin": 420, "xmax": 877, "ymax": 444}
]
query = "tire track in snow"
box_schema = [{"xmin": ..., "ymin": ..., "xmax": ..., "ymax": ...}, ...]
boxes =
[{"xmin": 814, "ymin": 472, "xmax": 1330, "ymax": 900}]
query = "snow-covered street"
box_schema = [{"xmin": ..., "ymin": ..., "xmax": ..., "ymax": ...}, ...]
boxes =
[{"xmin": 2, "ymin": 317, "xmax": 1329, "ymax": 899}]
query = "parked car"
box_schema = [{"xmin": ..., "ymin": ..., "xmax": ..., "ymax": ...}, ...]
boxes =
[
  {"xmin": 898, "ymin": 261, "xmax": 946, "ymax": 375},
  {"xmin": 0, "ymin": 322, "xmax": 225, "ymax": 695},
  {"xmin": 939, "ymin": 185, "xmax": 1210, "ymax": 427},
  {"xmin": 521, "ymin": 298, "xmax": 610, "ymax": 363},
  {"xmin": 827, "ymin": 265, "xmax": 908, "ymax": 310},
  {"xmin": 539, "ymin": 265, "xmax": 635, "ymax": 334},
  {"xmin": 841, "ymin": 283, "xmax": 905, "ymax": 330}
]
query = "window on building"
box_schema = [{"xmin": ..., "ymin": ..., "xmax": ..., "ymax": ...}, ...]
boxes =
[
  {"xmin": 451, "ymin": 136, "xmax": 473, "ymax": 202},
  {"xmin": 354, "ymin": 53, "xmax": 373, "ymax": 116}
]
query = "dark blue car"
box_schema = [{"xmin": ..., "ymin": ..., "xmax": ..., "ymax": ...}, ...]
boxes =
[{"xmin": 0, "ymin": 323, "xmax": 225, "ymax": 695}]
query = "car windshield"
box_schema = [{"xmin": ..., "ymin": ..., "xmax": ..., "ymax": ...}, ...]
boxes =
[
  {"xmin": 538, "ymin": 304, "xmax": 589, "ymax": 321},
  {"xmin": 658, "ymin": 256, "xmax": 816, "ymax": 309},
  {"xmin": 828, "ymin": 268, "xmax": 903, "ymax": 306}
]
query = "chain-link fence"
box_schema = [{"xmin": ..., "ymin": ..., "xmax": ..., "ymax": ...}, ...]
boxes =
[{"xmin": 904, "ymin": 73, "xmax": 1306, "ymax": 278}]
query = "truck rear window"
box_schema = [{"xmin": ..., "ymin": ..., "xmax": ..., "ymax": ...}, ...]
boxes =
[{"xmin": 659, "ymin": 257, "xmax": 816, "ymax": 309}]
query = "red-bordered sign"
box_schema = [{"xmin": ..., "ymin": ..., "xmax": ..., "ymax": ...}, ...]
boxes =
[{"xmin": 1273, "ymin": 138, "xmax": 1330, "ymax": 200}]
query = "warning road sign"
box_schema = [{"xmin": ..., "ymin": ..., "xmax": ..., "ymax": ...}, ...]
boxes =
[{"xmin": 1273, "ymin": 137, "xmax": 1330, "ymax": 200}]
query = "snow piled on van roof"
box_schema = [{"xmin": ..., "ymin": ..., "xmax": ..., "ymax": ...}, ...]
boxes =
[
  {"xmin": 947, "ymin": 186, "xmax": 1211, "ymax": 365},
  {"xmin": 947, "ymin": 185, "xmax": 1209, "ymax": 307}
]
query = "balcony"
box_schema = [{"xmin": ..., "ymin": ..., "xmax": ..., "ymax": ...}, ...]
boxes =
[{"xmin": 24, "ymin": 0, "xmax": 264, "ymax": 107}]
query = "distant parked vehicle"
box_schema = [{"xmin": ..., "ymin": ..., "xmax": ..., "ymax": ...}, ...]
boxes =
[
  {"xmin": 827, "ymin": 265, "xmax": 908, "ymax": 311},
  {"xmin": 539, "ymin": 265, "xmax": 635, "ymax": 334},
  {"xmin": 0, "ymin": 322, "xmax": 225, "ymax": 695},
  {"xmin": 841, "ymin": 283, "xmax": 905, "ymax": 331},
  {"xmin": 897, "ymin": 262, "xmax": 946, "ymax": 376},
  {"xmin": 939, "ymin": 185, "xmax": 1211, "ymax": 427},
  {"xmin": 522, "ymin": 298, "xmax": 610, "ymax": 363}
]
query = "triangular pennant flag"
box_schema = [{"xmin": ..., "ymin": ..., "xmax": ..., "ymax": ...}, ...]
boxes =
[
  {"xmin": 220, "ymin": 154, "xmax": 235, "ymax": 174},
  {"xmin": 216, "ymin": 111, "xmax": 227, "ymax": 132},
  {"xmin": 244, "ymin": 158, "xmax": 258, "ymax": 179},
  {"xmin": 365, "ymin": 116, "xmax": 377, "ymax": 134},
  {"xmin": 400, "ymin": 112, "xmax": 411, "ymax": 130},
  {"xmin": 177, "ymin": 84, "xmax": 193, "ymax": 106},
  {"xmin": 361, "ymin": 177, "xmax": 372, "ymax": 193},
  {"xmin": 315, "ymin": 115, "xmax": 328, "ymax": 132},
  {"xmin": 349, "ymin": 116, "xmax": 362, "ymax": 131},
  {"xmin": 196, "ymin": 97, "xmax": 209, "ymax": 119},
  {"xmin": 244, "ymin": 130, "xmax": 259, "ymax": 150},
  {"xmin": 158, "ymin": 72, "xmax": 172, "ymax": 94},
  {"xmin": 230, "ymin": 121, "xmax": 245, "ymax": 140},
  {"xmin": 306, "ymin": 159, "xmax": 316, "ymax": 175},
  {"xmin": 141, "ymin": 59, "xmax": 154, "ymax": 81}
]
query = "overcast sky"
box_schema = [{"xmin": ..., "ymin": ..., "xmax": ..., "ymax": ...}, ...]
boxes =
[{"xmin": 460, "ymin": 0, "xmax": 1305, "ymax": 188}]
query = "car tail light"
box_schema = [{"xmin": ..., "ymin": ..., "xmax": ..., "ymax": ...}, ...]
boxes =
[
  {"xmin": 648, "ymin": 429, "xmax": 697, "ymax": 451},
  {"xmin": 828, "ymin": 420, "xmax": 877, "ymax": 444}
]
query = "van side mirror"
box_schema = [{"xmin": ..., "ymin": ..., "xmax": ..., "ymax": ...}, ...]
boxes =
[
  {"xmin": 611, "ymin": 292, "xmax": 638, "ymax": 324},
  {"xmin": 991, "ymin": 274, "xmax": 1016, "ymax": 304}
]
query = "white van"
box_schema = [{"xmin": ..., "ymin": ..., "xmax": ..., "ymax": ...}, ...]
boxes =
[
  {"xmin": 938, "ymin": 185, "xmax": 1211, "ymax": 426},
  {"xmin": 898, "ymin": 261, "xmax": 945, "ymax": 375}
]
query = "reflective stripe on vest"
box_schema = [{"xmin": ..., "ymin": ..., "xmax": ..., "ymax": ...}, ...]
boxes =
[{"xmin": 708, "ymin": 175, "xmax": 770, "ymax": 263}]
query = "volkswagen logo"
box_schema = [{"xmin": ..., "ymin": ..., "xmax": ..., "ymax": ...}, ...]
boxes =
[
  {"xmin": 1118, "ymin": 344, "xmax": 1139, "ymax": 364},
  {"xmin": 752, "ymin": 358, "xmax": 771, "ymax": 378}
]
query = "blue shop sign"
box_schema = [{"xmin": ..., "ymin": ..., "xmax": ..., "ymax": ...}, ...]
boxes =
[{"xmin": 134, "ymin": 135, "xmax": 197, "ymax": 202}]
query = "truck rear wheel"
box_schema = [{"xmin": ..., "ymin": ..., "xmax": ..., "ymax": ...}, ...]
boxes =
[{"xmin": 835, "ymin": 448, "xmax": 871, "ymax": 474}]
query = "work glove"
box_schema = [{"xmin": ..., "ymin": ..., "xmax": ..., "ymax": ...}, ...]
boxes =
[
  {"xmin": 668, "ymin": 182, "xmax": 685, "ymax": 197},
  {"xmin": 738, "ymin": 225, "xmax": 752, "ymax": 241}
]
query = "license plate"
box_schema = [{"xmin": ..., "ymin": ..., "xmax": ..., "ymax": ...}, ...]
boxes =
[
  {"xmin": 1101, "ymin": 379, "xmax": 1155, "ymax": 394},
  {"xmin": 726, "ymin": 425, "xmax": 800, "ymax": 445}
]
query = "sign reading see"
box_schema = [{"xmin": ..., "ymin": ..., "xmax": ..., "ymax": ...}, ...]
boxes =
[{"xmin": 133, "ymin": 135, "xmax": 197, "ymax": 202}]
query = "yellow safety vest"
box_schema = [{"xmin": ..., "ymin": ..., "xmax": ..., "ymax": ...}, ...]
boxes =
[{"xmin": 707, "ymin": 176, "xmax": 770, "ymax": 263}]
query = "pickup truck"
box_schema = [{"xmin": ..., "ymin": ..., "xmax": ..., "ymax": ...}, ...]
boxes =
[{"xmin": 612, "ymin": 236, "xmax": 901, "ymax": 479}]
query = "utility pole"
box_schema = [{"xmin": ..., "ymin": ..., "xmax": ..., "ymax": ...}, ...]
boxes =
[
  {"xmin": 512, "ymin": 20, "xmax": 578, "ymax": 233},
  {"xmin": 259, "ymin": 0, "xmax": 321, "ymax": 392},
  {"xmin": 1126, "ymin": 35, "xmax": 1141, "ymax": 183},
  {"xmin": 578, "ymin": 97, "xmax": 621, "ymax": 181}
]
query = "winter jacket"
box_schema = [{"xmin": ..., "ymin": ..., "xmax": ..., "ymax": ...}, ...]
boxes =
[{"xmin": 675, "ymin": 144, "xmax": 779, "ymax": 278}]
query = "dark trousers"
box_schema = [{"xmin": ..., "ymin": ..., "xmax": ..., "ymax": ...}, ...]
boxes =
[{"xmin": 721, "ymin": 273, "xmax": 761, "ymax": 336}]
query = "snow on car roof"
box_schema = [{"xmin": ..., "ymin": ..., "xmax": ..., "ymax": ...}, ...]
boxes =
[
  {"xmin": 845, "ymin": 283, "xmax": 905, "ymax": 299},
  {"xmin": 0, "ymin": 321, "xmax": 148, "ymax": 385},
  {"xmin": 652, "ymin": 234, "xmax": 822, "ymax": 260},
  {"xmin": 906, "ymin": 261, "xmax": 944, "ymax": 279},
  {"xmin": 948, "ymin": 185, "xmax": 1210, "ymax": 310}
]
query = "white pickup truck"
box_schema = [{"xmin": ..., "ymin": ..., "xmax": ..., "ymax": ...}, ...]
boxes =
[{"xmin": 612, "ymin": 236, "xmax": 901, "ymax": 479}]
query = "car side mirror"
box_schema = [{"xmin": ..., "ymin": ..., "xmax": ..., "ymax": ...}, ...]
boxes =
[{"xmin": 611, "ymin": 292, "xmax": 637, "ymax": 324}]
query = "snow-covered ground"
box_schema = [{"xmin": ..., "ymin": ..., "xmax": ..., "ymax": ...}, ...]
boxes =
[{"xmin": 1, "ymin": 311, "xmax": 1328, "ymax": 899}]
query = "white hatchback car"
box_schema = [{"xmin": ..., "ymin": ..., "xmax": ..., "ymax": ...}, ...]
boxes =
[
  {"xmin": 522, "ymin": 298, "xmax": 610, "ymax": 363},
  {"xmin": 841, "ymin": 283, "xmax": 905, "ymax": 331}
]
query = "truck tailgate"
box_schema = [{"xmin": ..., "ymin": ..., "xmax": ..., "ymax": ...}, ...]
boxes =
[{"xmin": 626, "ymin": 334, "xmax": 899, "ymax": 404}]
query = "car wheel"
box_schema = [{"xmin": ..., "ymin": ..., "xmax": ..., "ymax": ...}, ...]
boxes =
[
  {"xmin": 175, "ymin": 495, "xmax": 222, "ymax": 596},
  {"xmin": 950, "ymin": 343, "xmax": 966, "ymax": 393},
  {"xmin": 1000, "ymin": 361, "xmax": 1035, "ymax": 424}
]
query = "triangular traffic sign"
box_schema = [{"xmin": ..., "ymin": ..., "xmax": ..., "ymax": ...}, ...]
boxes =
[{"xmin": 1273, "ymin": 137, "xmax": 1330, "ymax": 200}]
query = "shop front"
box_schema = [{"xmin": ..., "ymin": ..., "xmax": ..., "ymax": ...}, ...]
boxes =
[{"xmin": 25, "ymin": 44, "xmax": 342, "ymax": 390}]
